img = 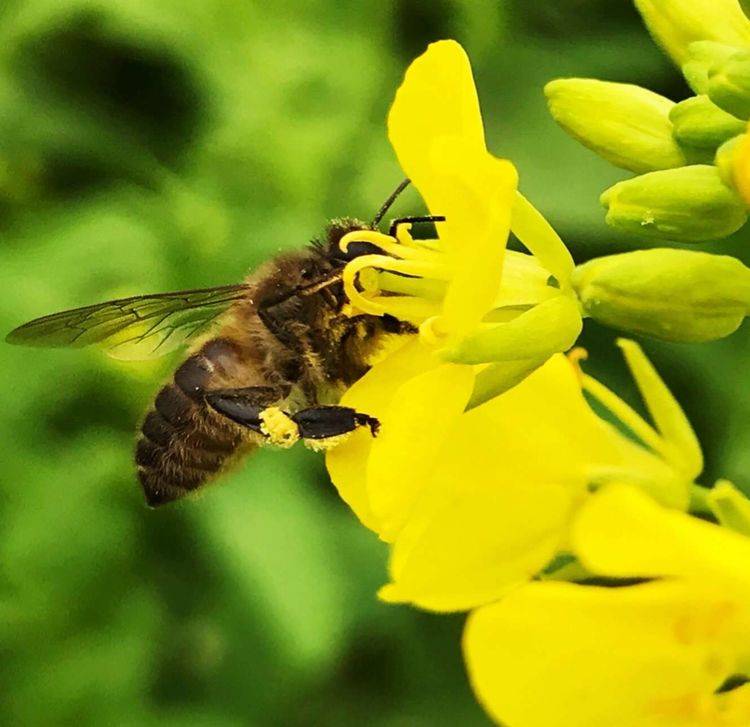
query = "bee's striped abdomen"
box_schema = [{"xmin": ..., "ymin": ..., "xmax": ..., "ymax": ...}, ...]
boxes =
[{"xmin": 136, "ymin": 340, "xmax": 254, "ymax": 506}]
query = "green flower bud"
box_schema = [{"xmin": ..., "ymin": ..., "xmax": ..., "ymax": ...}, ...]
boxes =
[
  {"xmin": 742, "ymin": 0, "xmax": 750, "ymax": 21},
  {"xmin": 670, "ymin": 95, "xmax": 745, "ymax": 151},
  {"xmin": 708, "ymin": 50, "xmax": 750, "ymax": 119},
  {"xmin": 707, "ymin": 480, "xmax": 750, "ymax": 536},
  {"xmin": 572, "ymin": 248, "xmax": 750, "ymax": 342},
  {"xmin": 715, "ymin": 133, "xmax": 745, "ymax": 188},
  {"xmin": 683, "ymin": 41, "xmax": 744, "ymax": 94},
  {"xmin": 600, "ymin": 165, "xmax": 747, "ymax": 242},
  {"xmin": 634, "ymin": 0, "xmax": 750, "ymax": 66},
  {"xmin": 545, "ymin": 78, "xmax": 687, "ymax": 173}
]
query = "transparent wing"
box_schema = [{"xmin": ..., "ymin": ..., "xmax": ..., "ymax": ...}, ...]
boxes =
[{"xmin": 6, "ymin": 284, "xmax": 249, "ymax": 361}]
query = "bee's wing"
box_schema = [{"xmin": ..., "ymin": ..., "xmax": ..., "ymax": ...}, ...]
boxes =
[{"xmin": 6, "ymin": 284, "xmax": 250, "ymax": 361}]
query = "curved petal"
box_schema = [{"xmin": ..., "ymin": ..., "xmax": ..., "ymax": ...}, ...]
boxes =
[
  {"xmin": 573, "ymin": 484, "xmax": 750, "ymax": 592},
  {"xmin": 366, "ymin": 362, "xmax": 475, "ymax": 541},
  {"xmin": 433, "ymin": 138, "xmax": 517, "ymax": 336},
  {"xmin": 379, "ymin": 481, "xmax": 572, "ymax": 611},
  {"xmin": 464, "ymin": 354, "xmax": 629, "ymax": 479},
  {"xmin": 388, "ymin": 40, "xmax": 518, "ymax": 337},
  {"xmin": 388, "ymin": 39, "xmax": 485, "ymax": 209},
  {"xmin": 464, "ymin": 579, "xmax": 739, "ymax": 727},
  {"xmin": 325, "ymin": 338, "xmax": 438, "ymax": 533}
]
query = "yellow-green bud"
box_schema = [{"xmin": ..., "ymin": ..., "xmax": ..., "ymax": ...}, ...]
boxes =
[
  {"xmin": 634, "ymin": 0, "xmax": 750, "ymax": 66},
  {"xmin": 545, "ymin": 78, "xmax": 687, "ymax": 173},
  {"xmin": 707, "ymin": 480, "xmax": 750, "ymax": 536},
  {"xmin": 600, "ymin": 165, "xmax": 747, "ymax": 242},
  {"xmin": 572, "ymin": 248, "xmax": 750, "ymax": 342},
  {"xmin": 708, "ymin": 50, "xmax": 750, "ymax": 119},
  {"xmin": 670, "ymin": 95, "xmax": 745, "ymax": 151},
  {"xmin": 715, "ymin": 133, "xmax": 745, "ymax": 189},
  {"xmin": 683, "ymin": 41, "xmax": 744, "ymax": 94}
]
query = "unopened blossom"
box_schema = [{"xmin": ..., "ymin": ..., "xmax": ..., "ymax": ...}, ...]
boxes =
[{"xmin": 546, "ymin": 2, "xmax": 750, "ymax": 242}]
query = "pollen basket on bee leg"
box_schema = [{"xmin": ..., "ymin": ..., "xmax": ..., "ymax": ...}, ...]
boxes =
[{"xmin": 259, "ymin": 407, "xmax": 300, "ymax": 448}]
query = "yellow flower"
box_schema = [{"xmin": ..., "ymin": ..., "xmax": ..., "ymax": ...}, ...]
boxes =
[
  {"xmin": 337, "ymin": 40, "xmax": 579, "ymax": 385},
  {"xmin": 464, "ymin": 484, "xmax": 750, "ymax": 727},
  {"xmin": 327, "ymin": 40, "xmax": 582, "ymax": 544},
  {"xmin": 329, "ymin": 339, "xmax": 702, "ymax": 611},
  {"xmin": 340, "ymin": 41, "xmax": 576, "ymax": 350}
]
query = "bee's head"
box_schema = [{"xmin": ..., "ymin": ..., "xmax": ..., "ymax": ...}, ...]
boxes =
[{"xmin": 324, "ymin": 218, "xmax": 383, "ymax": 263}]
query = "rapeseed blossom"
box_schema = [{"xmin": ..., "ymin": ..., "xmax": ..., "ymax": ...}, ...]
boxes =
[
  {"xmin": 327, "ymin": 23, "xmax": 750, "ymax": 727},
  {"xmin": 330, "ymin": 340, "xmax": 702, "ymax": 611},
  {"xmin": 326, "ymin": 39, "xmax": 581, "ymax": 542},
  {"xmin": 465, "ymin": 484, "xmax": 750, "ymax": 727},
  {"xmin": 339, "ymin": 40, "xmax": 577, "ymax": 363},
  {"xmin": 335, "ymin": 40, "xmax": 580, "ymax": 411}
]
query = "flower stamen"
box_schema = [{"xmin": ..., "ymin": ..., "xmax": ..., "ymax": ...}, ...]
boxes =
[
  {"xmin": 339, "ymin": 230, "xmax": 438, "ymax": 261},
  {"xmin": 342, "ymin": 253, "xmax": 451, "ymax": 318}
]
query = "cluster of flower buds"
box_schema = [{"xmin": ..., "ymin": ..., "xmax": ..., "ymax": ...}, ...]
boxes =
[
  {"xmin": 542, "ymin": 0, "xmax": 750, "ymax": 344},
  {"xmin": 546, "ymin": 0, "xmax": 750, "ymax": 244}
]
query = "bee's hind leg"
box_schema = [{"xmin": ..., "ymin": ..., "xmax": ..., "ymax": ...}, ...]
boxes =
[
  {"xmin": 292, "ymin": 406, "xmax": 380, "ymax": 439},
  {"xmin": 205, "ymin": 385, "xmax": 290, "ymax": 433},
  {"xmin": 206, "ymin": 388, "xmax": 378, "ymax": 448}
]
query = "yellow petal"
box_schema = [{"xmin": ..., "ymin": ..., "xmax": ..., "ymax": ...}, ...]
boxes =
[
  {"xmin": 365, "ymin": 362, "xmax": 474, "ymax": 542},
  {"xmin": 387, "ymin": 40, "xmax": 518, "ymax": 336},
  {"xmin": 436, "ymin": 140, "xmax": 517, "ymax": 336},
  {"xmin": 573, "ymin": 484, "xmax": 750, "ymax": 592},
  {"xmin": 512, "ymin": 192, "xmax": 575, "ymax": 287},
  {"xmin": 325, "ymin": 338, "xmax": 437, "ymax": 533},
  {"xmin": 465, "ymin": 579, "xmax": 739, "ymax": 727},
  {"xmin": 617, "ymin": 338, "xmax": 703, "ymax": 478},
  {"xmin": 456, "ymin": 354, "xmax": 626, "ymax": 487},
  {"xmin": 388, "ymin": 40, "xmax": 485, "ymax": 205},
  {"xmin": 379, "ymin": 481, "xmax": 572, "ymax": 611},
  {"xmin": 715, "ymin": 683, "xmax": 750, "ymax": 725}
]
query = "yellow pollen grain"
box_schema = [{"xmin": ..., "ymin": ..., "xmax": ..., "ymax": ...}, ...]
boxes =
[
  {"xmin": 303, "ymin": 432, "xmax": 352, "ymax": 452},
  {"xmin": 259, "ymin": 407, "xmax": 299, "ymax": 448}
]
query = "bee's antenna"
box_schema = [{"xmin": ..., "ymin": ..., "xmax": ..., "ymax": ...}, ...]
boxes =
[{"xmin": 372, "ymin": 178, "xmax": 411, "ymax": 228}]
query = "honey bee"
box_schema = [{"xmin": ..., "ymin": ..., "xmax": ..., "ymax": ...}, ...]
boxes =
[{"xmin": 6, "ymin": 180, "xmax": 442, "ymax": 506}]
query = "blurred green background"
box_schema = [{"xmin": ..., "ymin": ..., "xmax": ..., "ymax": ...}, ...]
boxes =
[{"xmin": 1, "ymin": 1, "xmax": 748, "ymax": 724}]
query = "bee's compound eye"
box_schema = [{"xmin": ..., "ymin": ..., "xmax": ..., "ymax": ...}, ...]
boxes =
[{"xmin": 336, "ymin": 240, "xmax": 383, "ymax": 262}]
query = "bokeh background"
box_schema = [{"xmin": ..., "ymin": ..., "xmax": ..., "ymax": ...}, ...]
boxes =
[{"xmin": 1, "ymin": 1, "xmax": 748, "ymax": 724}]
